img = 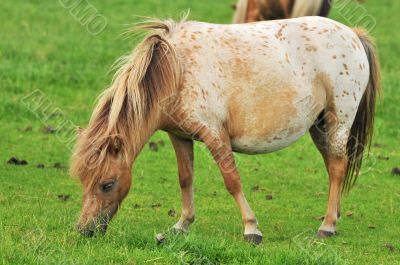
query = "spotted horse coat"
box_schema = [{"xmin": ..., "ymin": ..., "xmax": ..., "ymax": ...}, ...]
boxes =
[
  {"xmin": 168, "ymin": 17, "xmax": 369, "ymax": 156},
  {"xmin": 158, "ymin": 16, "xmax": 379, "ymax": 243},
  {"xmin": 72, "ymin": 16, "xmax": 380, "ymax": 244}
]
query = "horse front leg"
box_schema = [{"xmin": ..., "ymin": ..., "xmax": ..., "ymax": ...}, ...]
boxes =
[
  {"xmin": 199, "ymin": 128, "xmax": 262, "ymax": 244},
  {"xmin": 169, "ymin": 133, "xmax": 195, "ymax": 233}
]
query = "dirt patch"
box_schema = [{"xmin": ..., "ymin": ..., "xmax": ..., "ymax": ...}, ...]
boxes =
[
  {"xmin": 313, "ymin": 215, "xmax": 325, "ymax": 221},
  {"xmin": 20, "ymin": 125, "xmax": 33, "ymax": 132},
  {"xmin": 53, "ymin": 162, "xmax": 64, "ymax": 169},
  {"xmin": 251, "ymin": 185, "xmax": 267, "ymax": 193},
  {"xmin": 377, "ymin": 156, "xmax": 389, "ymax": 161},
  {"xmin": 151, "ymin": 203, "xmax": 161, "ymax": 208},
  {"xmin": 7, "ymin": 157, "xmax": 28, "ymax": 166},
  {"xmin": 383, "ymin": 243, "xmax": 395, "ymax": 252},
  {"xmin": 57, "ymin": 194, "xmax": 70, "ymax": 201},
  {"xmin": 168, "ymin": 209, "xmax": 177, "ymax": 217},
  {"xmin": 149, "ymin": 140, "xmax": 166, "ymax": 152},
  {"xmin": 36, "ymin": 164, "xmax": 45, "ymax": 169},
  {"xmin": 391, "ymin": 167, "xmax": 400, "ymax": 176},
  {"xmin": 346, "ymin": 211, "xmax": 354, "ymax": 217},
  {"xmin": 149, "ymin": 142, "xmax": 158, "ymax": 152},
  {"xmin": 41, "ymin": 126, "xmax": 57, "ymax": 134},
  {"xmin": 265, "ymin": 194, "xmax": 273, "ymax": 200}
]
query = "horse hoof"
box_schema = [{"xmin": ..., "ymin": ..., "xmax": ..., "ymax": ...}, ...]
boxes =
[
  {"xmin": 244, "ymin": 234, "xmax": 263, "ymax": 245},
  {"xmin": 316, "ymin": 230, "xmax": 336, "ymax": 238},
  {"xmin": 172, "ymin": 227, "xmax": 187, "ymax": 235},
  {"xmin": 155, "ymin": 233, "xmax": 165, "ymax": 244}
]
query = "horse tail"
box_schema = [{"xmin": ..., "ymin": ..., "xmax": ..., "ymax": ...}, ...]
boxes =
[
  {"xmin": 343, "ymin": 28, "xmax": 382, "ymax": 193},
  {"xmin": 233, "ymin": 0, "xmax": 249, "ymax": 23},
  {"xmin": 291, "ymin": 0, "xmax": 326, "ymax": 17}
]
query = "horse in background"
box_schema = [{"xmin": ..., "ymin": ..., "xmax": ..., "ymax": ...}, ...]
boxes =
[{"xmin": 233, "ymin": 0, "xmax": 332, "ymax": 23}]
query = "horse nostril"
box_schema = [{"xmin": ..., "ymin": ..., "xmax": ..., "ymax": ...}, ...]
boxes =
[
  {"xmin": 81, "ymin": 229, "xmax": 95, "ymax": 237},
  {"xmin": 101, "ymin": 223, "xmax": 108, "ymax": 234},
  {"xmin": 83, "ymin": 230, "xmax": 95, "ymax": 237}
]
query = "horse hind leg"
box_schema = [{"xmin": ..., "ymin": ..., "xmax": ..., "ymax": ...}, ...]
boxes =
[
  {"xmin": 310, "ymin": 113, "xmax": 343, "ymax": 219},
  {"xmin": 310, "ymin": 110, "xmax": 349, "ymax": 238}
]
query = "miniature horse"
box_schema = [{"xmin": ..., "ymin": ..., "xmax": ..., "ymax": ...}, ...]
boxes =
[
  {"xmin": 233, "ymin": 0, "xmax": 332, "ymax": 23},
  {"xmin": 71, "ymin": 16, "xmax": 380, "ymax": 244}
]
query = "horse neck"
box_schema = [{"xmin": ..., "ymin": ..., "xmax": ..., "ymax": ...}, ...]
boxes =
[{"xmin": 129, "ymin": 103, "xmax": 164, "ymax": 161}]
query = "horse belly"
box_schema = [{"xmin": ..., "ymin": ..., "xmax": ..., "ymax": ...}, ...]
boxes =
[
  {"xmin": 228, "ymin": 86, "xmax": 322, "ymax": 154},
  {"xmin": 230, "ymin": 114, "xmax": 311, "ymax": 154},
  {"xmin": 231, "ymin": 126, "xmax": 307, "ymax": 154}
]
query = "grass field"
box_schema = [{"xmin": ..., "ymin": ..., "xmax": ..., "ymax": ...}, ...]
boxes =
[{"xmin": 0, "ymin": 0, "xmax": 399, "ymax": 264}]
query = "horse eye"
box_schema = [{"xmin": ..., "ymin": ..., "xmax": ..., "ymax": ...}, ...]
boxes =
[{"xmin": 101, "ymin": 181, "xmax": 115, "ymax": 193}]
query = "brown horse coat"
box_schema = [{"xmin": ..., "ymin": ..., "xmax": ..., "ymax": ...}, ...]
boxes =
[{"xmin": 233, "ymin": 0, "xmax": 331, "ymax": 23}]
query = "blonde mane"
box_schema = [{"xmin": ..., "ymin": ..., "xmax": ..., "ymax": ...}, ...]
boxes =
[{"xmin": 70, "ymin": 18, "xmax": 184, "ymax": 180}]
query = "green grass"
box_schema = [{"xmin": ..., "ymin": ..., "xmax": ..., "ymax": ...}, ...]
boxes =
[{"xmin": 0, "ymin": 0, "xmax": 399, "ymax": 264}]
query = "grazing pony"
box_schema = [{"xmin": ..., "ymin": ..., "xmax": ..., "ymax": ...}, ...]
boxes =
[
  {"xmin": 71, "ymin": 15, "xmax": 380, "ymax": 244},
  {"xmin": 233, "ymin": 0, "xmax": 332, "ymax": 23}
]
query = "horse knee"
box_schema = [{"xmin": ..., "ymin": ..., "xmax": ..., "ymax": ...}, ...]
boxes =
[
  {"xmin": 179, "ymin": 174, "xmax": 192, "ymax": 188},
  {"xmin": 223, "ymin": 175, "xmax": 242, "ymax": 195}
]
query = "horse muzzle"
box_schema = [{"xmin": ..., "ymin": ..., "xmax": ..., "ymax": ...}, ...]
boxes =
[
  {"xmin": 76, "ymin": 211, "xmax": 112, "ymax": 237},
  {"xmin": 76, "ymin": 221, "xmax": 108, "ymax": 237}
]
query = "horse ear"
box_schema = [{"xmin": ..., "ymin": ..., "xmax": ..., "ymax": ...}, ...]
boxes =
[{"xmin": 112, "ymin": 136, "xmax": 122, "ymax": 155}]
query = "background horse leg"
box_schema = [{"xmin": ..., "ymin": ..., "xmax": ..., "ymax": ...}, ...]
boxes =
[
  {"xmin": 232, "ymin": 0, "xmax": 249, "ymax": 23},
  {"xmin": 169, "ymin": 134, "xmax": 195, "ymax": 232},
  {"xmin": 318, "ymin": 0, "xmax": 332, "ymax": 17},
  {"xmin": 200, "ymin": 128, "xmax": 262, "ymax": 244}
]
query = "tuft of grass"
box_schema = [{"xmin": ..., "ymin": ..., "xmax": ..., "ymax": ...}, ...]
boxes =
[{"xmin": 0, "ymin": 0, "xmax": 399, "ymax": 264}]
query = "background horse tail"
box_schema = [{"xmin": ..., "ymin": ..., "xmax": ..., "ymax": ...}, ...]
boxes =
[
  {"xmin": 291, "ymin": 0, "xmax": 330, "ymax": 18},
  {"xmin": 233, "ymin": 0, "xmax": 249, "ymax": 23},
  {"xmin": 343, "ymin": 28, "xmax": 382, "ymax": 193}
]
